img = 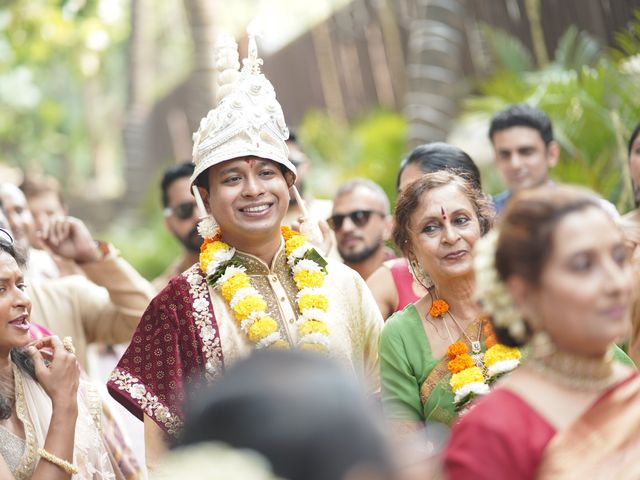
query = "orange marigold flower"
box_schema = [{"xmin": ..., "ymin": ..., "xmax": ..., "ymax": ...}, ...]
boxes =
[
  {"xmin": 429, "ymin": 299, "xmax": 449, "ymax": 318},
  {"xmin": 448, "ymin": 354, "xmax": 474, "ymax": 374},
  {"xmin": 281, "ymin": 225, "xmax": 296, "ymax": 242},
  {"xmin": 447, "ymin": 341, "xmax": 468, "ymax": 359}
]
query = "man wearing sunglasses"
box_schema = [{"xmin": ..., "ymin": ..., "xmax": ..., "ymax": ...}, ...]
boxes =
[
  {"xmin": 328, "ymin": 179, "xmax": 394, "ymax": 279},
  {"xmin": 154, "ymin": 162, "xmax": 201, "ymax": 291}
]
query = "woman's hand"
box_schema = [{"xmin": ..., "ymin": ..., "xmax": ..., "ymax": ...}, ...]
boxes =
[{"xmin": 26, "ymin": 336, "xmax": 80, "ymax": 411}]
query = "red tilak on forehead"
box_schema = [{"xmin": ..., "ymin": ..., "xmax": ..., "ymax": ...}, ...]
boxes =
[
  {"xmin": 440, "ymin": 206, "xmax": 447, "ymax": 220},
  {"xmin": 244, "ymin": 158, "xmax": 257, "ymax": 167}
]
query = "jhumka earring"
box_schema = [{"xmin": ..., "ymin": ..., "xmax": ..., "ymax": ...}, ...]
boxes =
[
  {"xmin": 192, "ymin": 186, "xmax": 219, "ymax": 240},
  {"xmin": 529, "ymin": 330, "xmax": 556, "ymax": 358},
  {"xmin": 409, "ymin": 259, "xmax": 433, "ymax": 290}
]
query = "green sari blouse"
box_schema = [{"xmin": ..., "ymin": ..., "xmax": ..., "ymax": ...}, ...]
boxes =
[
  {"xmin": 379, "ymin": 303, "xmax": 635, "ymax": 428},
  {"xmin": 380, "ymin": 304, "xmax": 458, "ymax": 426}
]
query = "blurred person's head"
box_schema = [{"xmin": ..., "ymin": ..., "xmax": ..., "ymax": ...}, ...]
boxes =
[
  {"xmin": 489, "ymin": 186, "xmax": 632, "ymax": 355},
  {"xmin": 0, "ymin": 203, "xmax": 10, "ymax": 232},
  {"xmin": 329, "ymin": 179, "xmax": 392, "ymax": 273},
  {"xmin": 489, "ymin": 104, "xmax": 559, "ymax": 193},
  {"xmin": 162, "ymin": 162, "xmax": 201, "ymax": 254},
  {"xmin": 154, "ymin": 442, "xmax": 281, "ymax": 480},
  {"xmin": 396, "ymin": 143, "xmax": 482, "ymax": 194},
  {"xmin": 179, "ymin": 350, "xmax": 393, "ymax": 480},
  {"xmin": 0, "ymin": 183, "xmax": 35, "ymax": 254},
  {"xmin": 393, "ymin": 171, "xmax": 493, "ymax": 288},
  {"xmin": 20, "ymin": 175, "xmax": 67, "ymax": 235},
  {"xmin": 628, "ymin": 123, "xmax": 640, "ymax": 207}
]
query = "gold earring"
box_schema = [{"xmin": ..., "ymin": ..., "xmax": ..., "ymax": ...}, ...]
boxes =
[
  {"xmin": 529, "ymin": 330, "xmax": 556, "ymax": 358},
  {"xmin": 409, "ymin": 259, "xmax": 433, "ymax": 289}
]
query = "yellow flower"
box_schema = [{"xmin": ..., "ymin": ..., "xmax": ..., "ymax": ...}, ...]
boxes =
[
  {"xmin": 483, "ymin": 344, "xmax": 522, "ymax": 368},
  {"xmin": 298, "ymin": 319, "xmax": 330, "ymax": 337},
  {"xmin": 199, "ymin": 241, "xmax": 230, "ymax": 273},
  {"xmin": 285, "ymin": 235, "xmax": 306, "ymax": 256},
  {"xmin": 199, "ymin": 251, "xmax": 214, "ymax": 274},
  {"xmin": 298, "ymin": 294, "xmax": 329, "ymax": 312},
  {"xmin": 269, "ymin": 339, "xmax": 290, "ymax": 349},
  {"xmin": 450, "ymin": 366, "xmax": 484, "ymax": 392},
  {"xmin": 300, "ymin": 342, "xmax": 327, "ymax": 353},
  {"xmin": 233, "ymin": 295, "xmax": 267, "ymax": 321},
  {"xmin": 248, "ymin": 316, "xmax": 278, "ymax": 343},
  {"xmin": 293, "ymin": 270, "xmax": 324, "ymax": 289},
  {"xmin": 221, "ymin": 273, "xmax": 251, "ymax": 301}
]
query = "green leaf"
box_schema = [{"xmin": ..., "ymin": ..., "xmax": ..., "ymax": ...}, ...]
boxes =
[
  {"xmin": 206, "ymin": 257, "xmax": 245, "ymax": 286},
  {"xmin": 553, "ymin": 25, "xmax": 601, "ymax": 71},
  {"xmin": 300, "ymin": 249, "xmax": 328, "ymax": 274}
]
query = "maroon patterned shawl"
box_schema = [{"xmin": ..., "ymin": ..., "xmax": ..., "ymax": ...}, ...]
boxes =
[{"xmin": 107, "ymin": 265, "xmax": 225, "ymax": 438}]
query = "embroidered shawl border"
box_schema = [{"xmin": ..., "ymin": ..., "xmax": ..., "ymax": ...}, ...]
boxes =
[{"xmin": 109, "ymin": 264, "xmax": 224, "ymax": 436}]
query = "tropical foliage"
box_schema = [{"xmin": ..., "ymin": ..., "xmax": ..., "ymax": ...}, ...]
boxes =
[
  {"xmin": 0, "ymin": 0, "xmax": 129, "ymax": 192},
  {"xmin": 464, "ymin": 21, "xmax": 640, "ymax": 211},
  {"xmin": 299, "ymin": 109, "xmax": 407, "ymax": 206}
]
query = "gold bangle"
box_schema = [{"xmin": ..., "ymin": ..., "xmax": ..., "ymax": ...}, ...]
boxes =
[{"xmin": 37, "ymin": 448, "xmax": 79, "ymax": 475}]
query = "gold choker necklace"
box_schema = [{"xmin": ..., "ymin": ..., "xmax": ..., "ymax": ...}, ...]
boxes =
[{"xmin": 527, "ymin": 349, "xmax": 616, "ymax": 391}]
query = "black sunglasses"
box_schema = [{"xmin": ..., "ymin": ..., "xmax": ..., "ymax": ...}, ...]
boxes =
[
  {"xmin": 327, "ymin": 210, "xmax": 385, "ymax": 231},
  {"xmin": 164, "ymin": 202, "xmax": 197, "ymax": 220},
  {"xmin": 0, "ymin": 228, "xmax": 13, "ymax": 246}
]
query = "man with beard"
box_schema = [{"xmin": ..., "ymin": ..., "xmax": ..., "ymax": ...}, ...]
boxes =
[
  {"xmin": 328, "ymin": 178, "xmax": 394, "ymax": 279},
  {"xmin": 153, "ymin": 162, "xmax": 202, "ymax": 291}
]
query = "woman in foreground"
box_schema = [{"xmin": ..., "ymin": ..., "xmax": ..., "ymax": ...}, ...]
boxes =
[{"xmin": 444, "ymin": 186, "xmax": 640, "ymax": 479}]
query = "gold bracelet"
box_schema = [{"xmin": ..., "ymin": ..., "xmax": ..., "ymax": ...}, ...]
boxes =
[{"xmin": 37, "ymin": 448, "xmax": 79, "ymax": 475}]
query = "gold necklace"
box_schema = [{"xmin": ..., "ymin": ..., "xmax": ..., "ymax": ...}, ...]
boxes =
[
  {"xmin": 527, "ymin": 349, "xmax": 616, "ymax": 391},
  {"xmin": 443, "ymin": 312, "xmax": 485, "ymax": 369},
  {"xmin": 446, "ymin": 311, "xmax": 483, "ymax": 354}
]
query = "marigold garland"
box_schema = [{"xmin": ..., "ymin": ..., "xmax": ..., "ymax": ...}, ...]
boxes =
[
  {"xmin": 199, "ymin": 226, "xmax": 331, "ymax": 351},
  {"xmin": 440, "ymin": 310, "xmax": 521, "ymax": 410},
  {"xmin": 429, "ymin": 299, "xmax": 449, "ymax": 318}
]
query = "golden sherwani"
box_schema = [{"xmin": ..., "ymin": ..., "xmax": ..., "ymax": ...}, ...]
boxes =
[{"xmin": 108, "ymin": 242, "xmax": 383, "ymax": 437}]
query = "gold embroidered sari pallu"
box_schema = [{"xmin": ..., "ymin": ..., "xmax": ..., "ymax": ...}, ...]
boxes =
[
  {"xmin": 419, "ymin": 320, "xmax": 483, "ymax": 426},
  {"xmin": 9, "ymin": 364, "xmax": 121, "ymax": 479},
  {"xmin": 537, "ymin": 373, "xmax": 640, "ymax": 479}
]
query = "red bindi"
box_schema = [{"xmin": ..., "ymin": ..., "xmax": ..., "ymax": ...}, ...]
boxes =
[{"xmin": 440, "ymin": 206, "xmax": 447, "ymax": 220}]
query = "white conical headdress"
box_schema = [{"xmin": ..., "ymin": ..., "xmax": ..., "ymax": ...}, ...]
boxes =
[{"xmin": 190, "ymin": 30, "xmax": 295, "ymax": 188}]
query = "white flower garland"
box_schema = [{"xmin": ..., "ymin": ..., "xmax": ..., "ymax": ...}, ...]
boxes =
[{"xmin": 473, "ymin": 229, "xmax": 527, "ymax": 342}]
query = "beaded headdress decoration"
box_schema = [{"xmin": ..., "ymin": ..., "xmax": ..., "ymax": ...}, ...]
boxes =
[{"xmin": 190, "ymin": 31, "xmax": 295, "ymax": 189}]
